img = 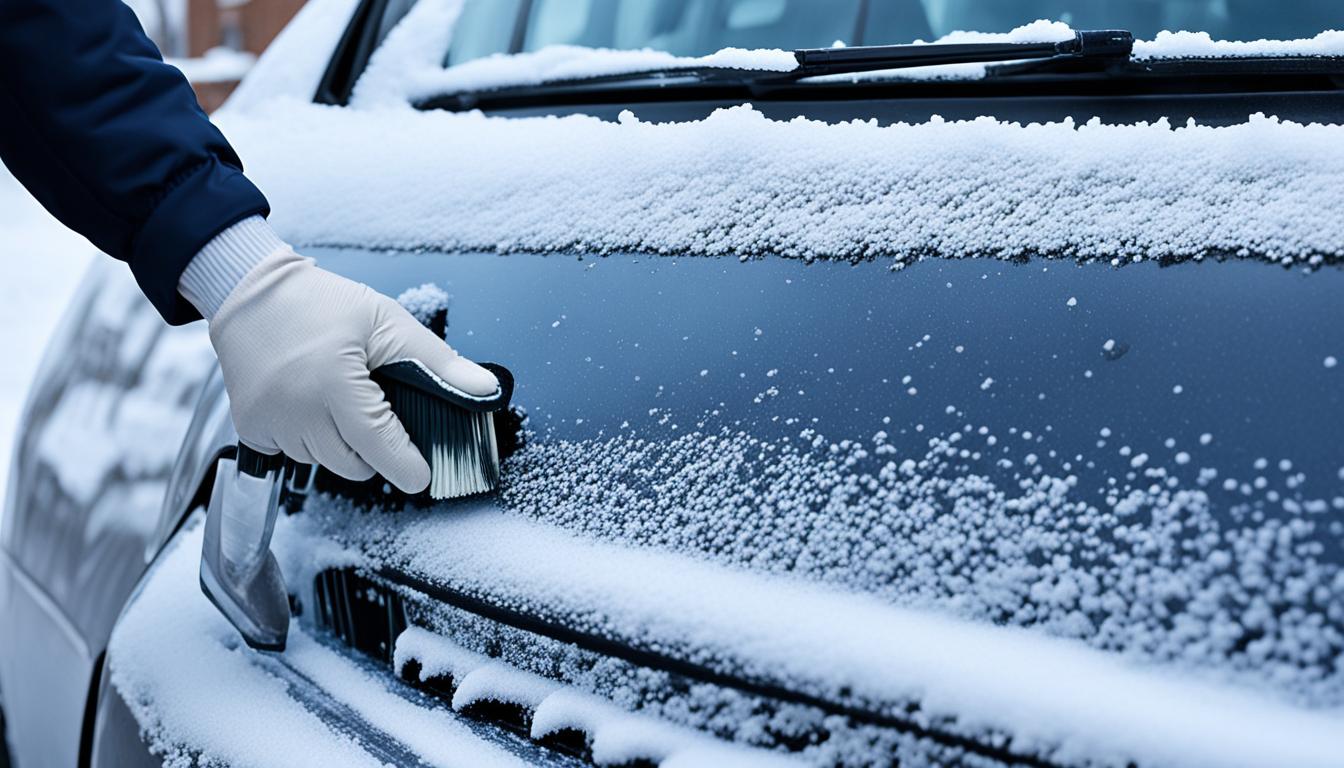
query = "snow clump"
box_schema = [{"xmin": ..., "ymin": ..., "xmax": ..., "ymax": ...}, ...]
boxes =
[{"xmin": 396, "ymin": 282, "xmax": 451, "ymax": 326}]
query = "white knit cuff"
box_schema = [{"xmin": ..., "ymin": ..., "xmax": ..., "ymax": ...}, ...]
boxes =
[{"xmin": 179, "ymin": 216, "xmax": 288, "ymax": 320}]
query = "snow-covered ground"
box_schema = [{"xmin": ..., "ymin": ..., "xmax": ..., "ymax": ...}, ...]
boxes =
[{"xmin": 0, "ymin": 168, "xmax": 93, "ymax": 505}]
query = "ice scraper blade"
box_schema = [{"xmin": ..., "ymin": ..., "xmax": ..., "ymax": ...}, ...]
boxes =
[{"xmin": 199, "ymin": 445, "xmax": 290, "ymax": 652}]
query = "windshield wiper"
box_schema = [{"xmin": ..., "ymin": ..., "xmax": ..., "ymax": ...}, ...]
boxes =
[
  {"xmin": 788, "ymin": 30, "xmax": 1134, "ymax": 79},
  {"xmin": 417, "ymin": 30, "xmax": 1136, "ymax": 110}
]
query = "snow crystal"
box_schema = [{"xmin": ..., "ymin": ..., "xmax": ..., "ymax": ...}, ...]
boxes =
[
  {"xmin": 1066, "ymin": 296, "xmax": 1077, "ymax": 307},
  {"xmin": 222, "ymin": 103, "xmax": 1344, "ymax": 269}
]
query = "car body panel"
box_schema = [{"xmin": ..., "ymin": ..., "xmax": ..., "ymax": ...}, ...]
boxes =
[
  {"xmin": 0, "ymin": 548, "xmax": 89, "ymax": 768},
  {"xmin": 0, "ymin": 261, "xmax": 214, "ymax": 766}
]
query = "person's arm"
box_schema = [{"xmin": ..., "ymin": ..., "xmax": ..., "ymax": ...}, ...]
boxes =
[
  {"xmin": 0, "ymin": 0, "xmax": 498, "ymax": 493},
  {"xmin": 0, "ymin": 0, "xmax": 267, "ymax": 324}
]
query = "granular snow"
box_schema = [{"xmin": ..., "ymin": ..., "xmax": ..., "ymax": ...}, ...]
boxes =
[
  {"xmin": 291, "ymin": 489, "xmax": 1344, "ymax": 768},
  {"xmin": 222, "ymin": 104, "xmax": 1344, "ymax": 269}
]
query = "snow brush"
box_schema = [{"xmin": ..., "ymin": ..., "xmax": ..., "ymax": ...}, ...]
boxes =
[
  {"xmin": 370, "ymin": 360, "xmax": 514, "ymax": 499},
  {"xmin": 201, "ymin": 361, "xmax": 516, "ymax": 652}
]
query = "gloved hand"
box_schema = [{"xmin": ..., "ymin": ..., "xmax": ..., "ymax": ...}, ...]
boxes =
[{"xmin": 203, "ymin": 247, "xmax": 498, "ymax": 493}]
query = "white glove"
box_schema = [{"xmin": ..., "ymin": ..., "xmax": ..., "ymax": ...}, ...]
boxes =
[{"xmin": 203, "ymin": 247, "xmax": 498, "ymax": 493}]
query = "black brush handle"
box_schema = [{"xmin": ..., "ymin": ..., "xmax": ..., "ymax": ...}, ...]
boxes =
[
  {"xmin": 235, "ymin": 443, "xmax": 283, "ymax": 478},
  {"xmin": 371, "ymin": 361, "xmax": 514, "ymax": 413}
]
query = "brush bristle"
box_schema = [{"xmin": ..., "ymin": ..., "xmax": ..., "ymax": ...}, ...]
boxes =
[{"xmin": 385, "ymin": 385, "xmax": 501, "ymax": 499}]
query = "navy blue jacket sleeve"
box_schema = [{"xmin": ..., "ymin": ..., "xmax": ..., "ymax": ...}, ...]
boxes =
[{"xmin": 0, "ymin": 0, "xmax": 270, "ymax": 324}]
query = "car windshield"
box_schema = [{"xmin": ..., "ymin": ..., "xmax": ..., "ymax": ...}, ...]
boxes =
[{"xmin": 447, "ymin": 0, "xmax": 1344, "ymax": 66}]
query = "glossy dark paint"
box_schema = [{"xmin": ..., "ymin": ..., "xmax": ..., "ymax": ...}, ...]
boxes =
[{"xmin": 312, "ymin": 249, "xmax": 1344, "ymax": 530}]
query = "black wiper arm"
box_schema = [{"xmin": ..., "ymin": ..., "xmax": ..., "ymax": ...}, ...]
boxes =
[
  {"xmin": 790, "ymin": 30, "xmax": 1133, "ymax": 78},
  {"xmin": 417, "ymin": 30, "xmax": 1135, "ymax": 111}
]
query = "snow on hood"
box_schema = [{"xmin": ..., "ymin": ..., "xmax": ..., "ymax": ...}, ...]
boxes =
[
  {"xmin": 220, "ymin": 101, "xmax": 1344, "ymax": 267},
  {"xmin": 288, "ymin": 499, "xmax": 1344, "ymax": 768}
]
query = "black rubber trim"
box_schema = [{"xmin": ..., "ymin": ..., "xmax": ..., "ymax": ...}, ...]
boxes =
[
  {"xmin": 0, "ymin": 704, "xmax": 10, "ymax": 768},
  {"xmin": 378, "ymin": 568, "xmax": 1063, "ymax": 768},
  {"xmin": 76, "ymin": 652, "xmax": 105, "ymax": 768},
  {"xmin": 314, "ymin": 0, "xmax": 390, "ymax": 105}
]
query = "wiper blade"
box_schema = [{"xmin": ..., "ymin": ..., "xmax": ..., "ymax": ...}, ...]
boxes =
[
  {"xmin": 417, "ymin": 30, "xmax": 1136, "ymax": 110},
  {"xmin": 789, "ymin": 30, "xmax": 1134, "ymax": 79}
]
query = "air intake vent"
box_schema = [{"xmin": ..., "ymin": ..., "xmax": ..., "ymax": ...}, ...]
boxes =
[{"xmin": 313, "ymin": 569, "xmax": 407, "ymax": 664}]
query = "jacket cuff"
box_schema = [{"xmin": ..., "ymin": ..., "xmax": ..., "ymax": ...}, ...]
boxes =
[
  {"xmin": 179, "ymin": 216, "xmax": 288, "ymax": 319},
  {"xmin": 129, "ymin": 156, "xmax": 270, "ymax": 325}
]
